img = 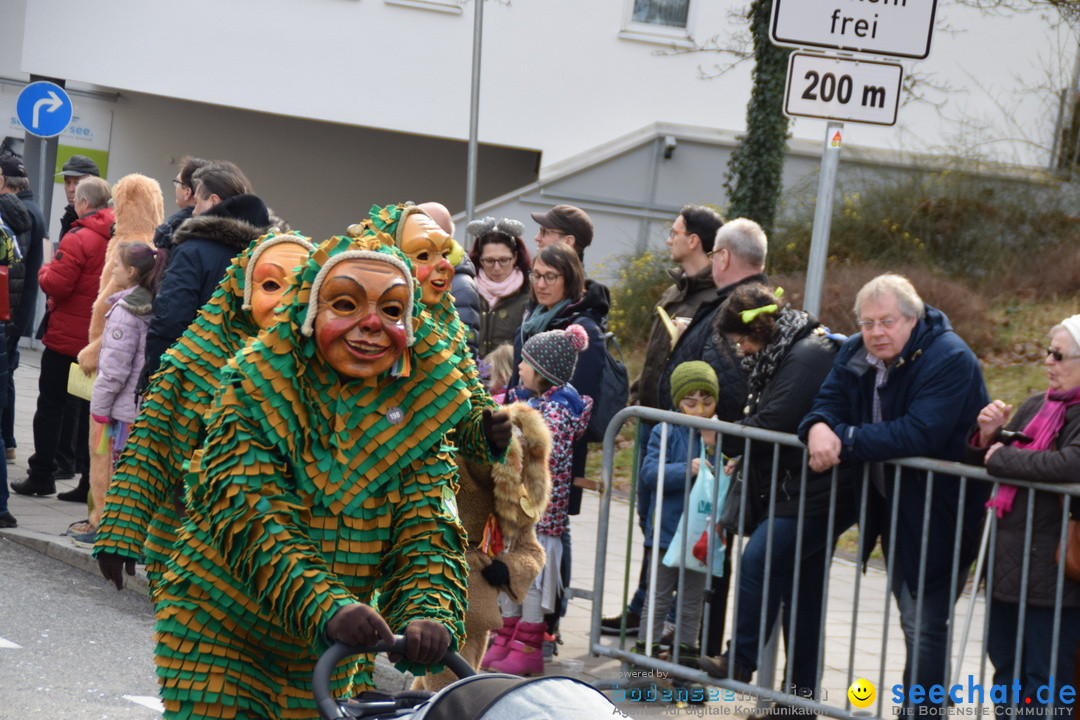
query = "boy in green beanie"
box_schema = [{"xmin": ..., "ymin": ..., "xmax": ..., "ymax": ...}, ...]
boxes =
[{"xmin": 636, "ymin": 360, "xmax": 720, "ymax": 664}]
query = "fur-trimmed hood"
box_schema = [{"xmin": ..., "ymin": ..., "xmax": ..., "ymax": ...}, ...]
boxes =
[
  {"xmin": 456, "ymin": 402, "xmax": 552, "ymax": 545},
  {"xmin": 173, "ymin": 213, "xmax": 264, "ymax": 253}
]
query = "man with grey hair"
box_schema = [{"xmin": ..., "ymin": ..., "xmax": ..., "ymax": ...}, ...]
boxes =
[
  {"xmin": 656, "ymin": 217, "xmax": 768, "ymax": 422},
  {"xmin": 12, "ymin": 176, "xmax": 113, "ymax": 500},
  {"xmin": 798, "ymin": 273, "xmax": 989, "ymax": 712}
]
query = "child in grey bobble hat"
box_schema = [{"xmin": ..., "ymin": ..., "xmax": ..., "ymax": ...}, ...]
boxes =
[{"xmin": 482, "ymin": 324, "xmax": 594, "ymax": 676}]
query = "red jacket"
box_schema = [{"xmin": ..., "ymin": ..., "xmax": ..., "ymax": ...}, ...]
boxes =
[{"xmin": 39, "ymin": 207, "xmax": 114, "ymax": 357}]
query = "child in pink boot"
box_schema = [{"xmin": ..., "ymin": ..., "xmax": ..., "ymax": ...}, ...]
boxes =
[{"xmin": 481, "ymin": 325, "xmax": 593, "ymax": 676}]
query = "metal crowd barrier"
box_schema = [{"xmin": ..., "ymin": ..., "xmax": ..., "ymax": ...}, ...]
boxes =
[{"xmin": 588, "ymin": 406, "xmax": 1080, "ymax": 719}]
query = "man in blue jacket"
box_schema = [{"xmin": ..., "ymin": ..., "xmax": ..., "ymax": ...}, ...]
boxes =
[{"xmin": 798, "ymin": 273, "xmax": 989, "ymax": 712}]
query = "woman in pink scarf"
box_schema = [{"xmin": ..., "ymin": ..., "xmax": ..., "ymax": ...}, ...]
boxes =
[
  {"xmin": 968, "ymin": 314, "xmax": 1080, "ymax": 715},
  {"xmin": 468, "ymin": 217, "xmax": 531, "ymax": 357}
]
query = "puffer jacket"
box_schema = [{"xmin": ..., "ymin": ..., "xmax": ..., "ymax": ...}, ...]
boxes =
[
  {"xmin": 639, "ymin": 422, "xmax": 704, "ymax": 550},
  {"xmin": 658, "ymin": 273, "xmax": 768, "ymax": 420},
  {"xmin": 91, "ymin": 286, "xmax": 153, "ymax": 423},
  {"xmin": 967, "ymin": 396, "xmax": 1080, "ymax": 608},
  {"xmin": 142, "ymin": 194, "xmax": 269, "ymax": 382},
  {"xmin": 633, "ymin": 265, "xmax": 717, "ymax": 410},
  {"xmin": 798, "ymin": 305, "xmax": 991, "ymax": 593},
  {"xmin": 39, "ymin": 206, "xmax": 114, "ymax": 356},
  {"xmin": 451, "ymin": 255, "xmax": 481, "ymax": 359}
]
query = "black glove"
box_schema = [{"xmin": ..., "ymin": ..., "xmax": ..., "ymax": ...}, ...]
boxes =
[
  {"xmin": 393, "ymin": 619, "xmax": 450, "ymax": 666},
  {"xmin": 326, "ymin": 603, "xmax": 395, "ymax": 647},
  {"xmin": 97, "ymin": 552, "xmax": 136, "ymax": 591},
  {"xmin": 482, "ymin": 408, "xmax": 512, "ymax": 454},
  {"xmin": 480, "ymin": 558, "xmax": 511, "ymax": 587}
]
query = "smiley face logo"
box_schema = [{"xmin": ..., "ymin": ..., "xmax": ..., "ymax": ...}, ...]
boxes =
[{"xmin": 848, "ymin": 678, "xmax": 876, "ymax": 709}]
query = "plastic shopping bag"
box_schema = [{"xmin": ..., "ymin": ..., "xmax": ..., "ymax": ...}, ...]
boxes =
[{"xmin": 661, "ymin": 449, "xmax": 730, "ymax": 577}]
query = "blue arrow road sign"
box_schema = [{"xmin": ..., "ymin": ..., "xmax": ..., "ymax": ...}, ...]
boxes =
[{"xmin": 16, "ymin": 81, "xmax": 73, "ymax": 138}]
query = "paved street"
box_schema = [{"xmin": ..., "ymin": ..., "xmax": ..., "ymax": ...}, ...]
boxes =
[{"xmin": 0, "ymin": 345, "xmax": 991, "ymax": 719}]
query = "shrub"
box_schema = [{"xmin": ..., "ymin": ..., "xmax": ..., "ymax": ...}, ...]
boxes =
[
  {"xmin": 601, "ymin": 249, "xmax": 673, "ymax": 349},
  {"xmin": 772, "ymin": 263, "xmax": 993, "ymax": 355}
]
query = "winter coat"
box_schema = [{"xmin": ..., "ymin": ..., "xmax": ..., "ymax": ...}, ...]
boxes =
[
  {"xmin": 506, "ymin": 384, "xmax": 593, "ymax": 537},
  {"xmin": 477, "ymin": 281, "xmax": 530, "ymax": 358},
  {"xmin": 723, "ymin": 323, "xmax": 852, "ymax": 520},
  {"xmin": 508, "ymin": 279, "xmax": 610, "ymax": 483},
  {"xmin": 91, "ymin": 286, "xmax": 153, "ymax": 423},
  {"xmin": 639, "ymin": 422, "xmax": 705, "ymax": 551},
  {"xmin": 658, "ymin": 273, "xmax": 768, "ymax": 420},
  {"xmin": 39, "ymin": 206, "xmax": 114, "ymax": 357},
  {"xmin": 451, "ymin": 255, "xmax": 481, "ymax": 359},
  {"xmin": 966, "ymin": 395, "xmax": 1080, "ymax": 608},
  {"xmin": 77, "ymin": 173, "xmax": 163, "ymax": 374},
  {"xmin": 798, "ymin": 304, "xmax": 990, "ymax": 593},
  {"xmin": 13, "ymin": 190, "xmax": 46, "ymax": 337},
  {"xmin": 633, "ymin": 265, "xmax": 717, "ymax": 410},
  {"xmin": 152, "ymin": 205, "xmax": 193, "ymax": 252},
  {"xmin": 142, "ymin": 194, "xmax": 269, "ymax": 381},
  {"xmin": 0, "ymin": 192, "xmax": 31, "ymax": 320}
]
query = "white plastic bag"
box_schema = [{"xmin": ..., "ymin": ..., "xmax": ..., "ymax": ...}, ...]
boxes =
[{"xmin": 661, "ymin": 448, "xmax": 730, "ymax": 577}]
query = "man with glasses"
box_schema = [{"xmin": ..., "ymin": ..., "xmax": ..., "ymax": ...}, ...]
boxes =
[
  {"xmin": 153, "ymin": 156, "xmax": 207, "ymax": 253},
  {"xmin": 799, "ymin": 274, "xmax": 989, "ymax": 714},
  {"xmin": 600, "ymin": 204, "xmax": 724, "ymax": 636}
]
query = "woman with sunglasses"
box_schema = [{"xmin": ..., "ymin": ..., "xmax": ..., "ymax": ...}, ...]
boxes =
[
  {"xmin": 468, "ymin": 217, "xmax": 533, "ymax": 357},
  {"xmin": 967, "ymin": 314, "xmax": 1080, "ymax": 717}
]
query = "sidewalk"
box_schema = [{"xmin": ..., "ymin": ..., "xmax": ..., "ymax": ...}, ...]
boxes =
[{"xmin": 0, "ymin": 346, "xmax": 989, "ymax": 719}]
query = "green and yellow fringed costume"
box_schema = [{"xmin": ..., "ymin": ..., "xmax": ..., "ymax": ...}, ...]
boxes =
[
  {"xmin": 152, "ymin": 234, "xmax": 471, "ymax": 720},
  {"xmin": 363, "ymin": 203, "xmax": 502, "ymax": 466},
  {"xmin": 93, "ymin": 232, "xmax": 316, "ymax": 592}
]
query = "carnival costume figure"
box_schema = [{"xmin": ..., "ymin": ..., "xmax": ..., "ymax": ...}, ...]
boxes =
[
  {"xmin": 93, "ymin": 232, "xmax": 316, "ymax": 592},
  {"xmin": 152, "ymin": 232, "xmax": 471, "ymax": 719}
]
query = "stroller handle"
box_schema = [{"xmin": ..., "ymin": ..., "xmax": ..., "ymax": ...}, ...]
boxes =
[{"xmin": 313, "ymin": 637, "xmax": 475, "ymax": 720}]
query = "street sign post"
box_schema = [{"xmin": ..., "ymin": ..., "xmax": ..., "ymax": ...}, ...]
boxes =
[
  {"xmin": 784, "ymin": 52, "xmax": 903, "ymax": 126},
  {"xmin": 16, "ymin": 81, "xmax": 73, "ymax": 138},
  {"xmin": 771, "ymin": 0, "xmax": 938, "ymax": 59}
]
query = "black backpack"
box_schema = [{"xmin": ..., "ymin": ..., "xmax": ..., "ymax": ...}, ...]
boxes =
[{"xmin": 586, "ymin": 331, "xmax": 630, "ymax": 442}]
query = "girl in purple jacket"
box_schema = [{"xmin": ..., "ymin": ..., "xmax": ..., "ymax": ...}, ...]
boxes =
[{"xmin": 73, "ymin": 243, "xmax": 165, "ymax": 547}]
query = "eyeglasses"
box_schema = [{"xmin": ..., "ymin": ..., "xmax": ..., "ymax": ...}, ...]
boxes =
[
  {"xmin": 480, "ymin": 257, "xmax": 514, "ymax": 268},
  {"xmin": 1047, "ymin": 348, "xmax": 1080, "ymax": 362},
  {"xmin": 706, "ymin": 246, "xmax": 726, "ymax": 260},
  {"xmin": 539, "ymin": 227, "xmax": 570, "ymax": 238},
  {"xmin": 857, "ymin": 316, "xmax": 901, "ymax": 331},
  {"xmin": 171, "ymin": 178, "xmax": 183, "ymax": 186},
  {"xmin": 529, "ymin": 270, "xmax": 562, "ymax": 285}
]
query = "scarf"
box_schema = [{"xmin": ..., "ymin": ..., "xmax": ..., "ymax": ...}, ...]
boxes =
[
  {"xmin": 741, "ymin": 307, "xmax": 812, "ymax": 415},
  {"xmin": 477, "ymin": 267, "xmax": 524, "ymax": 307},
  {"xmin": 986, "ymin": 385, "xmax": 1080, "ymax": 517},
  {"xmin": 520, "ymin": 298, "xmax": 571, "ymax": 340}
]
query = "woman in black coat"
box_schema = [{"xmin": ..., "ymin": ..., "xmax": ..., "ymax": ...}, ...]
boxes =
[{"xmin": 700, "ymin": 284, "xmax": 855, "ymax": 704}]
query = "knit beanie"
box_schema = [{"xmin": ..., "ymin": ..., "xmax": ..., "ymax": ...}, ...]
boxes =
[
  {"xmin": 522, "ymin": 324, "xmax": 588, "ymax": 386},
  {"xmin": 1062, "ymin": 314, "xmax": 1080, "ymax": 354},
  {"xmin": 670, "ymin": 360, "xmax": 719, "ymax": 407}
]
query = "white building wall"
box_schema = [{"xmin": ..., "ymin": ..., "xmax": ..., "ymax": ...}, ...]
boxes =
[{"xmin": 14, "ymin": 0, "xmax": 1077, "ymax": 170}]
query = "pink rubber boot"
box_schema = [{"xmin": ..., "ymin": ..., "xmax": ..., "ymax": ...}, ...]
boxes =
[
  {"xmin": 485, "ymin": 621, "xmax": 546, "ymax": 676},
  {"xmin": 479, "ymin": 616, "xmax": 519, "ymax": 670}
]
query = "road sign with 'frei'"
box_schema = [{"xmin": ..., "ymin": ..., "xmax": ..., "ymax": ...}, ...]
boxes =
[
  {"xmin": 771, "ymin": 0, "xmax": 938, "ymax": 60},
  {"xmin": 16, "ymin": 81, "xmax": 74, "ymax": 138}
]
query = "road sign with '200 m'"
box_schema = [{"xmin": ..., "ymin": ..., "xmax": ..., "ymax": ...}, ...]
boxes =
[{"xmin": 784, "ymin": 52, "xmax": 903, "ymax": 126}]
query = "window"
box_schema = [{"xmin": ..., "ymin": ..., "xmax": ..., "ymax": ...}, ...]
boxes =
[
  {"xmin": 619, "ymin": 0, "xmax": 693, "ymax": 48},
  {"xmin": 632, "ymin": 0, "xmax": 689, "ymax": 29}
]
